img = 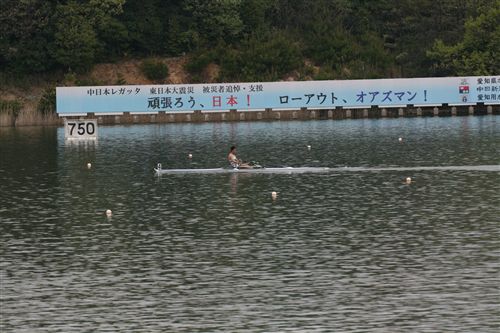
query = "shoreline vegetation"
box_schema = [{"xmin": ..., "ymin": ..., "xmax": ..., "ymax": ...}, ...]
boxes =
[{"xmin": 1, "ymin": 0, "xmax": 498, "ymax": 126}]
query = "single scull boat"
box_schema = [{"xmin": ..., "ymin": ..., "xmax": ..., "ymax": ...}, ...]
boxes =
[
  {"xmin": 154, "ymin": 163, "xmax": 330, "ymax": 175},
  {"xmin": 154, "ymin": 163, "xmax": 500, "ymax": 175}
]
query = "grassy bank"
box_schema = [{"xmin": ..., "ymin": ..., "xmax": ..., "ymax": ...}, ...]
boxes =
[{"xmin": 0, "ymin": 56, "xmax": 194, "ymax": 126}]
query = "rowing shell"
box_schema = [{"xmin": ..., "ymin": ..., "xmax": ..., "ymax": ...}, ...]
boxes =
[
  {"xmin": 154, "ymin": 165, "xmax": 331, "ymax": 175},
  {"xmin": 154, "ymin": 163, "xmax": 500, "ymax": 175}
]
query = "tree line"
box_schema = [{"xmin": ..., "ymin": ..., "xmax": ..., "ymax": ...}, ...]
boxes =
[{"xmin": 0, "ymin": 0, "xmax": 498, "ymax": 82}]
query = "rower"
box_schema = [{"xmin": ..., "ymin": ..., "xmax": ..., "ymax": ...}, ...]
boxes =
[{"xmin": 228, "ymin": 146, "xmax": 252, "ymax": 169}]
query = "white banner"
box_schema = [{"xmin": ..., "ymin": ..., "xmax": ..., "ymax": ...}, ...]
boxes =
[{"xmin": 57, "ymin": 76, "xmax": 499, "ymax": 115}]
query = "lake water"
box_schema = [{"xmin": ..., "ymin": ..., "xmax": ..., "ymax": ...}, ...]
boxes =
[{"xmin": 1, "ymin": 116, "xmax": 499, "ymax": 332}]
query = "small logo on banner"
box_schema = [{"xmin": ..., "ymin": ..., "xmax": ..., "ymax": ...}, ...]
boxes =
[{"xmin": 459, "ymin": 78, "xmax": 470, "ymax": 103}]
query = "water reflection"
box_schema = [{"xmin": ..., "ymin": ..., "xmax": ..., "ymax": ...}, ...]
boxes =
[
  {"xmin": 64, "ymin": 138, "xmax": 98, "ymax": 149},
  {"xmin": 230, "ymin": 173, "xmax": 239, "ymax": 194}
]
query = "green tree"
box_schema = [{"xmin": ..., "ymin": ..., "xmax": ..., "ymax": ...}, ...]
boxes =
[
  {"xmin": 0, "ymin": 0, "xmax": 56, "ymax": 73},
  {"xmin": 240, "ymin": 0, "xmax": 276, "ymax": 34},
  {"xmin": 52, "ymin": 2, "xmax": 99, "ymax": 72},
  {"xmin": 183, "ymin": 0, "xmax": 244, "ymax": 46},
  {"xmin": 120, "ymin": 0, "xmax": 168, "ymax": 54},
  {"xmin": 51, "ymin": 0, "xmax": 126, "ymax": 72},
  {"xmin": 89, "ymin": 0, "xmax": 128, "ymax": 61},
  {"xmin": 379, "ymin": 0, "xmax": 494, "ymax": 76},
  {"xmin": 427, "ymin": 3, "xmax": 500, "ymax": 76},
  {"xmin": 219, "ymin": 31, "xmax": 302, "ymax": 81},
  {"xmin": 94, "ymin": 16, "xmax": 129, "ymax": 61}
]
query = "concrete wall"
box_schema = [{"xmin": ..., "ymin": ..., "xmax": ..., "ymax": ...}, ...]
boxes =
[
  {"xmin": 2, "ymin": 104, "xmax": 499, "ymax": 127},
  {"xmin": 88, "ymin": 104, "xmax": 499, "ymax": 125}
]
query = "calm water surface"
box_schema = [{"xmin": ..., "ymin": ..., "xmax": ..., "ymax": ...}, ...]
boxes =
[{"xmin": 1, "ymin": 116, "xmax": 499, "ymax": 332}]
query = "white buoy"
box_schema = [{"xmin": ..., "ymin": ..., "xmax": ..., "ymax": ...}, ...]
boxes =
[
  {"xmin": 106, "ymin": 209, "xmax": 112, "ymax": 216},
  {"xmin": 405, "ymin": 177, "xmax": 412, "ymax": 184},
  {"xmin": 87, "ymin": 162, "xmax": 92, "ymax": 169},
  {"xmin": 188, "ymin": 153, "xmax": 193, "ymax": 159},
  {"xmin": 307, "ymin": 145, "xmax": 311, "ymax": 150},
  {"xmin": 398, "ymin": 137, "xmax": 403, "ymax": 142},
  {"xmin": 271, "ymin": 191, "xmax": 278, "ymax": 200}
]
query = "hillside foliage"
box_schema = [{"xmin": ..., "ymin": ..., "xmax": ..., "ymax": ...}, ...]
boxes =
[{"xmin": 0, "ymin": 0, "xmax": 498, "ymax": 82}]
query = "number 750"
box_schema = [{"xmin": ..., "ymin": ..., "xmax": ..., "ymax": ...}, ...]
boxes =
[{"xmin": 67, "ymin": 122, "xmax": 95, "ymax": 135}]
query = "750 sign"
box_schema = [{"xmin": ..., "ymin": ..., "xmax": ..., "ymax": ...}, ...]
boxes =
[{"xmin": 64, "ymin": 119, "xmax": 97, "ymax": 139}]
